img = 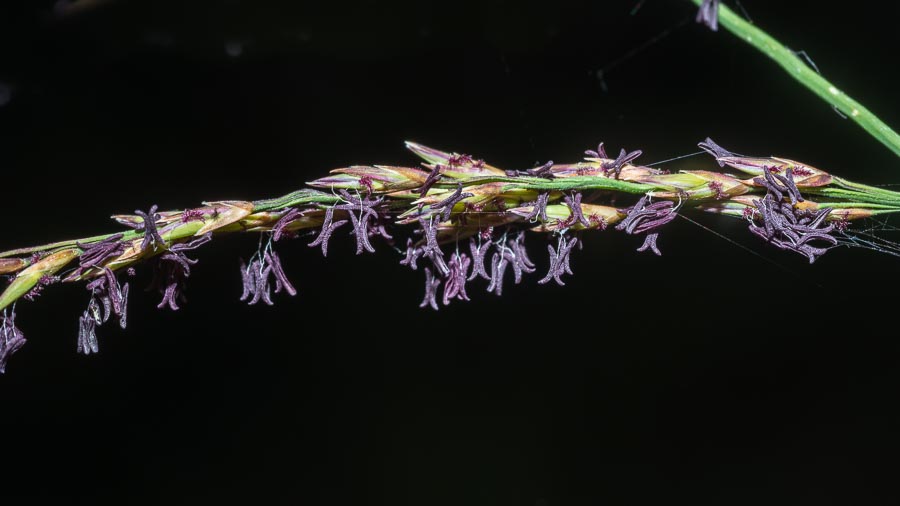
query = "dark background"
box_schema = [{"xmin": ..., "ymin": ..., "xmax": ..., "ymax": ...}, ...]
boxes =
[{"xmin": 1, "ymin": 0, "xmax": 899, "ymax": 504}]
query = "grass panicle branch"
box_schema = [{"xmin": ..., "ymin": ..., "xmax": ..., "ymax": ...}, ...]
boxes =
[{"xmin": 2, "ymin": 139, "xmax": 900, "ymax": 373}]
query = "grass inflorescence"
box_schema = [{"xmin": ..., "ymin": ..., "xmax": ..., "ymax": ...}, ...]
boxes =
[{"xmin": 2, "ymin": 138, "xmax": 900, "ymax": 373}]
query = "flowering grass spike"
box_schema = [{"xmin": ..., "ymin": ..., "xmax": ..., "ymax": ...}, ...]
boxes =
[{"xmin": 1, "ymin": 139, "xmax": 900, "ymax": 373}]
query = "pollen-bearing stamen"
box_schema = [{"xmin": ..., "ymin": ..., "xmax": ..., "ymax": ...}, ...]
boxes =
[
  {"xmin": 523, "ymin": 193, "xmax": 550, "ymax": 223},
  {"xmin": 308, "ymin": 207, "xmax": 348, "ymax": 257},
  {"xmin": 615, "ymin": 196, "xmax": 677, "ymax": 255},
  {"xmin": 747, "ymin": 170, "xmax": 838, "ymax": 263},
  {"xmin": 695, "ymin": 0, "xmax": 721, "ymax": 31},
  {"xmin": 432, "ymin": 183, "xmax": 474, "ymax": 222},
  {"xmin": 151, "ymin": 233, "xmax": 211, "ymax": 311},
  {"xmin": 131, "ymin": 205, "xmax": 166, "ymax": 252},
  {"xmin": 335, "ymin": 190, "xmax": 384, "ymax": 255},
  {"xmin": 563, "ymin": 192, "xmax": 591, "ymax": 227},
  {"xmin": 418, "ymin": 217, "xmax": 449, "ymax": 276},
  {"xmin": 0, "ymin": 308, "xmax": 26, "ymax": 373},
  {"xmin": 538, "ymin": 234, "xmax": 579, "ymax": 286},
  {"xmin": 468, "ymin": 237, "xmax": 492, "ymax": 281},
  {"xmin": 603, "ymin": 148, "xmax": 643, "ymax": 179},
  {"xmin": 419, "ymin": 267, "xmax": 441, "ymax": 311},
  {"xmin": 442, "ymin": 252, "xmax": 471, "ymax": 305}
]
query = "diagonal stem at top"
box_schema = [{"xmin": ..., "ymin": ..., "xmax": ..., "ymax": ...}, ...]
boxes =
[{"xmin": 687, "ymin": 0, "xmax": 900, "ymax": 157}]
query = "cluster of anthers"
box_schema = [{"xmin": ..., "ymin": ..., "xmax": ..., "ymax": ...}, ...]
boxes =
[{"xmin": 746, "ymin": 168, "xmax": 838, "ymax": 263}]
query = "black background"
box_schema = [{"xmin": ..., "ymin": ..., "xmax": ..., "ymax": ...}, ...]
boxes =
[{"xmin": 1, "ymin": 1, "xmax": 899, "ymax": 504}]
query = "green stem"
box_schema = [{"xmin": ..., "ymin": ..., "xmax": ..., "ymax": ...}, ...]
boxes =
[
  {"xmin": 832, "ymin": 177, "xmax": 900, "ymax": 200},
  {"xmin": 507, "ymin": 175, "xmax": 661, "ymax": 193},
  {"xmin": 807, "ymin": 187, "xmax": 900, "ymax": 207},
  {"xmin": 688, "ymin": 0, "xmax": 900, "ymax": 157},
  {"xmin": 0, "ymin": 232, "xmax": 140, "ymax": 259},
  {"xmin": 816, "ymin": 202, "xmax": 900, "ymax": 210},
  {"xmin": 437, "ymin": 175, "xmax": 660, "ymax": 194},
  {"xmin": 0, "ymin": 191, "xmax": 342, "ymax": 260},
  {"xmin": 252, "ymin": 189, "xmax": 341, "ymax": 212}
]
